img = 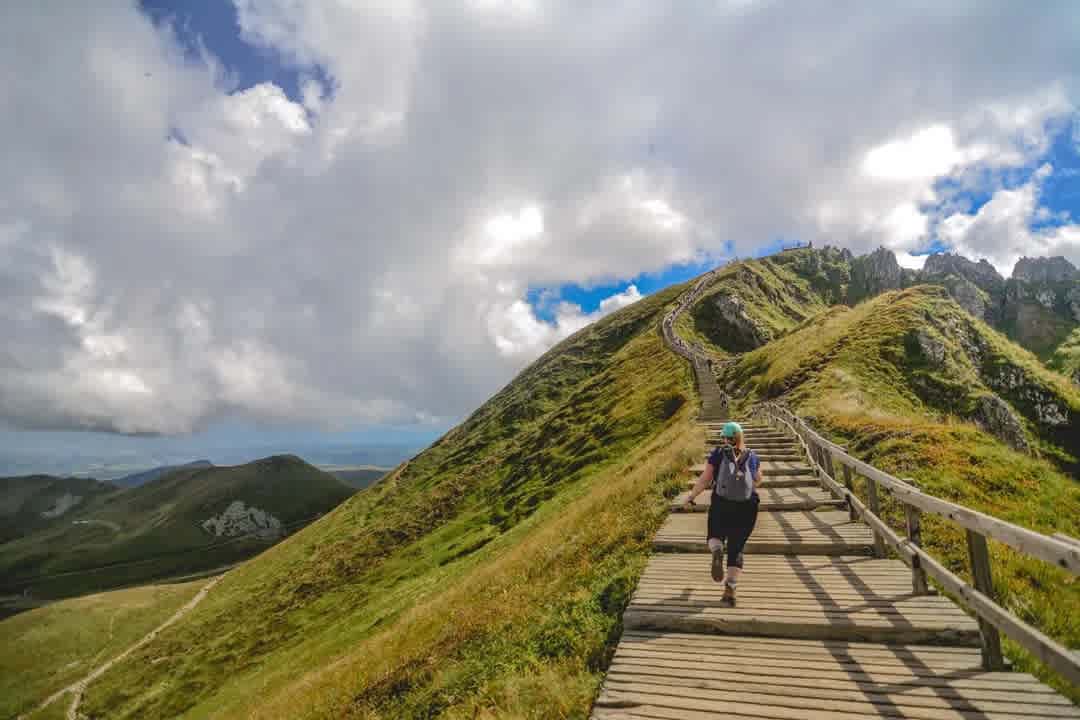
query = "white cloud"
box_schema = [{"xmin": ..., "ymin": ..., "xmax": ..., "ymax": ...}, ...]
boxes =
[
  {"xmin": 1, "ymin": 1, "xmax": 1079, "ymax": 433},
  {"xmin": 937, "ymin": 164, "xmax": 1080, "ymax": 276},
  {"xmin": 488, "ymin": 285, "xmax": 643, "ymax": 360}
]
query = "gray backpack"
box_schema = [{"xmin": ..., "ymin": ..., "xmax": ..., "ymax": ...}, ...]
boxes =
[{"xmin": 713, "ymin": 449, "xmax": 754, "ymax": 502}]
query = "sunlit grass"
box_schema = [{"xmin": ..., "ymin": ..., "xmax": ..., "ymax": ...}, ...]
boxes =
[{"xmin": 0, "ymin": 579, "xmax": 204, "ymax": 718}]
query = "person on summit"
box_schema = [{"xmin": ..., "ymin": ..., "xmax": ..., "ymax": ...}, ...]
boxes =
[{"xmin": 683, "ymin": 421, "xmax": 762, "ymax": 607}]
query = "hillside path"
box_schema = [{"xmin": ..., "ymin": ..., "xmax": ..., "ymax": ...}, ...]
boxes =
[
  {"xmin": 19, "ymin": 574, "xmax": 224, "ymax": 720},
  {"xmin": 592, "ymin": 312, "xmax": 1079, "ymax": 718}
]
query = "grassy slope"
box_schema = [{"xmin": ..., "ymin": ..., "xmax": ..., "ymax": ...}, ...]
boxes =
[
  {"xmin": 0, "ymin": 475, "xmax": 117, "ymax": 544},
  {"xmin": 0, "ymin": 579, "xmax": 205, "ymax": 719},
  {"xmin": 723, "ymin": 284, "xmax": 1080, "ymax": 700},
  {"xmin": 680, "ymin": 251, "xmax": 842, "ymax": 354},
  {"xmin": 80, "ymin": 283, "xmax": 699, "ymax": 719},
  {"xmin": 1049, "ymin": 326, "xmax": 1080, "ymax": 383},
  {"xmin": 0, "ymin": 457, "xmax": 354, "ymax": 599}
]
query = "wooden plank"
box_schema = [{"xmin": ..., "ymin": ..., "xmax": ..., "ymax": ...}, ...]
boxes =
[
  {"xmin": 966, "ymin": 530, "xmax": 1005, "ymax": 671},
  {"xmin": 686, "ymin": 462, "xmax": 814, "ymax": 476},
  {"xmin": 672, "ymin": 487, "xmax": 841, "ymax": 512},
  {"xmin": 686, "ymin": 475, "xmax": 820, "ymax": 489},
  {"xmin": 906, "ymin": 504, "xmax": 930, "ymax": 595},
  {"xmin": 653, "ymin": 511, "xmax": 875, "ymax": 555},
  {"xmin": 864, "ymin": 474, "xmax": 887, "ymax": 558},
  {"xmin": 764, "ymin": 404, "xmax": 1080, "ymax": 574},
  {"xmin": 625, "ymin": 555, "xmax": 978, "ymax": 644}
]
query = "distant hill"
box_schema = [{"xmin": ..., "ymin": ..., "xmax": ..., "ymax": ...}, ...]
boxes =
[
  {"xmin": 678, "ymin": 246, "xmax": 1079, "ymax": 393},
  {"xmin": 112, "ymin": 459, "xmax": 214, "ymax": 488},
  {"xmin": 326, "ymin": 466, "xmax": 390, "ymax": 490},
  {"xmin": 0, "ymin": 455, "xmax": 354, "ymax": 598},
  {"xmin": 0, "ymin": 475, "xmax": 117, "ymax": 544}
]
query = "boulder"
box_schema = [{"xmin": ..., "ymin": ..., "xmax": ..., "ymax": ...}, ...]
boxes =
[
  {"xmin": 973, "ymin": 394, "xmax": 1029, "ymax": 451},
  {"xmin": 710, "ymin": 292, "xmax": 771, "ymax": 350}
]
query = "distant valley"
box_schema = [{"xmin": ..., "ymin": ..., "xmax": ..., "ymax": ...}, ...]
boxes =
[{"xmin": 0, "ymin": 454, "xmax": 365, "ymax": 604}]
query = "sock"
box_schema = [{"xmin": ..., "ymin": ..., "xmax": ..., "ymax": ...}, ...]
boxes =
[
  {"xmin": 708, "ymin": 538, "xmax": 723, "ymax": 553},
  {"xmin": 725, "ymin": 566, "xmax": 742, "ymax": 587}
]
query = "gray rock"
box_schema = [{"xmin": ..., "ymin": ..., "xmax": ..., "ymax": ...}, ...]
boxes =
[
  {"xmin": 1068, "ymin": 286, "xmax": 1080, "ymax": 323},
  {"xmin": 915, "ymin": 329, "xmax": 946, "ymax": 366},
  {"xmin": 1012, "ymin": 256, "xmax": 1078, "ymax": 284},
  {"xmin": 943, "ymin": 276, "xmax": 990, "ymax": 320},
  {"xmin": 923, "ymin": 253, "xmax": 1005, "ymax": 293},
  {"xmin": 711, "ymin": 292, "xmax": 771, "ymax": 350},
  {"xmin": 973, "ymin": 394, "xmax": 1029, "ymax": 451},
  {"xmin": 985, "ymin": 366, "xmax": 1069, "ymax": 427},
  {"xmin": 202, "ymin": 500, "xmax": 283, "ymax": 540},
  {"xmin": 848, "ymin": 247, "xmax": 903, "ymax": 303}
]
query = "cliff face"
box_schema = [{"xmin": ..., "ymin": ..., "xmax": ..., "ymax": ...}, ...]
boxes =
[{"xmin": 847, "ymin": 247, "xmax": 905, "ymax": 303}]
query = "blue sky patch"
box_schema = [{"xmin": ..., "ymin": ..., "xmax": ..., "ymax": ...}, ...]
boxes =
[{"xmin": 140, "ymin": 0, "xmax": 331, "ymax": 104}]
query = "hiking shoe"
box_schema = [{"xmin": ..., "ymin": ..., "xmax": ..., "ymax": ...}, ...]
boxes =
[
  {"xmin": 721, "ymin": 584, "xmax": 737, "ymax": 607},
  {"xmin": 711, "ymin": 547, "xmax": 725, "ymax": 582}
]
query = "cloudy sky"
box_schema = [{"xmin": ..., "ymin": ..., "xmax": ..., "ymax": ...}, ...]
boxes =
[{"xmin": 2, "ymin": 1, "xmax": 1079, "ymax": 469}]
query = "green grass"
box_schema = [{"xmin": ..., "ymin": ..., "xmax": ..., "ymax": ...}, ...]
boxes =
[
  {"xmin": 1049, "ymin": 327, "xmax": 1080, "ymax": 384},
  {"xmin": 0, "ymin": 579, "xmax": 205, "ymax": 719},
  {"xmin": 76, "ymin": 282, "xmax": 700, "ymax": 718},
  {"xmin": 721, "ymin": 284, "xmax": 1080, "ymax": 700},
  {"xmin": 0, "ymin": 457, "xmax": 354, "ymax": 599}
]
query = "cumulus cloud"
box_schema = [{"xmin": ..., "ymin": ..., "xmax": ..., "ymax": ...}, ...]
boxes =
[{"xmin": 1, "ymin": 1, "xmax": 1079, "ymax": 433}]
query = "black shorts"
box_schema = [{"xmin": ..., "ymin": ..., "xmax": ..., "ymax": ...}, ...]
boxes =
[{"xmin": 706, "ymin": 492, "xmax": 760, "ymax": 568}]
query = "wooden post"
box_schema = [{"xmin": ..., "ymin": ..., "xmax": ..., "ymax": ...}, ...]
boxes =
[
  {"xmin": 865, "ymin": 477, "xmax": 886, "ymax": 558},
  {"xmin": 841, "ymin": 463, "xmax": 857, "ymax": 521},
  {"xmin": 822, "ymin": 450, "xmax": 836, "ymax": 482},
  {"xmin": 904, "ymin": 505, "xmax": 929, "ymax": 595},
  {"xmin": 966, "ymin": 530, "xmax": 1005, "ymax": 670}
]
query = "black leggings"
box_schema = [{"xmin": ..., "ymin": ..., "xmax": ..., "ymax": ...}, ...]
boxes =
[{"xmin": 706, "ymin": 493, "xmax": 760, "ymax": 568}]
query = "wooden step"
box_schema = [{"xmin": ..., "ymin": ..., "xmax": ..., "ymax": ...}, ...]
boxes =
[
  {"xmin": 688, "ymin": 461, "xmax": 814, "ymax": 476},
  {"xmin": 672, "ymin": 487, "xmax": 843, "ymax": 513},
  {"xmin": 623, "ymin": 555, "xmax": 979, "ymax": 645},
  {"xmin": 686, "ymin": 475, "xmax": 821, "ymax": 489},
  {"xmin": 653, "ymin": 511, "xmax": 874, "ymax": 555},
  {"xmin": 592, "ymin": 633, "xmax": 1077, "ymax": 720},
  {"xmin": 702, "ymin": 452, "xmax": 804, "ymax": 462}
]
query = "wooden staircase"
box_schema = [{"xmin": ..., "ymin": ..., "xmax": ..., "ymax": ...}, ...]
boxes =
[{"xmin": 591, "ymin": 418, "xmax": 1079, "ymax": 719}]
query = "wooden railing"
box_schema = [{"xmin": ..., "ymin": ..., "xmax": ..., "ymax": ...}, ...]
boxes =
[{"xmin": 757, "ymin": 401, "xmax": 1080, "ymax": 686}]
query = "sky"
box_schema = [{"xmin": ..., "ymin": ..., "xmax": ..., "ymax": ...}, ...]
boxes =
[{"xmin": 1, "ymin": 1, "xmax": 1080, "ymax": 474}]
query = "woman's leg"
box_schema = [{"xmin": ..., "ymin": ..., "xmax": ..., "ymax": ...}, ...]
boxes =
[{"xmin": 724, "ymin": 497, "xmax": 760, "ymax": 587}]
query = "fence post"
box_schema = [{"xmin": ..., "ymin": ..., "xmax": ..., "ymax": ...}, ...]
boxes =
[
  {"xmin": 904, "ymin": 505, "xmax": 929, "ymax": 595},
  {"xmin": 864, "ymin": 476, "xmax": 886, "ymax": 558},
  {"xmin": 966, "ymin": 530, "xmax": 1005, "ymax": 670},
  {"xmin": 840, "ymin": 463, "xmax": 857, "ymax": 521}
]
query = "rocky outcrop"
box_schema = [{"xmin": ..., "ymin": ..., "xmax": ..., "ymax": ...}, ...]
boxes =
[
  {"xmin": 711, "ymin": 292, "xmax": 772, "ymax": 350},
  {"xmin": 985, "ymin": 365, "xmax": 1069, "ymax": 428},
  {"xmin": 202, "ymin": 501, "xmax": 283, "ymax": 540},
  {"xmin": 914, "ymin": 329, "xmax": 946, "ymax": 366},
  {"xmin": 1013, "ymin": 256, "xmax": 1078, "ymax": 285},
  {"xmin": 40, "ymin": 493, "xmax": 81, "ymax": 518},
  {"xmin": 848, "ymin": 247, "xmax": 904, "ymax": 304},
  {"xmin": 922, "ymin": 253, "xmax": 1005, "ymax": 293},
  {"xmin": 973, "ymin": 394, "xmax": 1029, "ymax": 451}
]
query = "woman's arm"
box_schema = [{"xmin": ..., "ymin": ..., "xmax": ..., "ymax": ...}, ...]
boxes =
[{"xmin": 686, "ymin": 463, "xmax": 714, "ymax": 505}]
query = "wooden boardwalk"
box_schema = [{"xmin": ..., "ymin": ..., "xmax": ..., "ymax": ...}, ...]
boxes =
[{"xmin": 591, "ymin": 418, "xmax": 1080, "ymax": 719}]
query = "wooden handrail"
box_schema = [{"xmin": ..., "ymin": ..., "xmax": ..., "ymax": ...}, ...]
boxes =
[
  {"xmin": 762, "ymin": 403, "xmax": 1080, "ymax": 573},
  {"xmin": 757, "ymin": 401, "xmax": 1080, "ymax": 685}
]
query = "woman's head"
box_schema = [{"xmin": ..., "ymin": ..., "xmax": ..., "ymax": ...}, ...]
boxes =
[{"xmin": 721, "ymin": 421, "xmax": 746, "ymax": 450}]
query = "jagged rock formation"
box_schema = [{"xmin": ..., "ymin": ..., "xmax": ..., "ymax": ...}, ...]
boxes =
[
  {"xmin": 202, "ymin": 501, "xmax": 283, "ymax": 540},
  {"xmin": 847, "ymin": 247, "xmax": 904, "ymax": 303},
  {"xmin": 973, "ymin": 394, "xmax": 1029, "ymax": 450},
  {"xmin": 1014, "ymin": 256, "xmax": 1079, "ymax": 285},
  {"xmin": 710, "ymin": 292, "xmax": 772, "ymax": 350}
]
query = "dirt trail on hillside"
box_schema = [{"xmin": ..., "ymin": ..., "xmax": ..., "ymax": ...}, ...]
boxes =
[{"xmin": 19, "ymin": 574, "xmax": 224, "ymax": 720}]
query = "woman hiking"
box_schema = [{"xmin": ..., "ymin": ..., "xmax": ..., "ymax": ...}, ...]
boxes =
[{"xmin": 683, "ymin": 421, "xmax": 762, "ymax": 607}]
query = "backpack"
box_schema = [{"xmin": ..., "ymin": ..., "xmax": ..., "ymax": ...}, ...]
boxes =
[{"xmin": 713, "ymin": 448, "xmax": 754, "ymax": 502}]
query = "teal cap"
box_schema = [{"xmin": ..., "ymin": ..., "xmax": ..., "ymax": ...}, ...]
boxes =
[{"xmin": 722, "ymin": 421, "xmax": 743, "ymax": 437}]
